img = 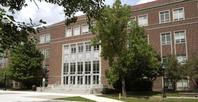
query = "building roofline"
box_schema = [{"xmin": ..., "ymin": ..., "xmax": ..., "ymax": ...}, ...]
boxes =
[{"xmin": 131, "ymin": 0, "xmax": 195, "ymax": 12}]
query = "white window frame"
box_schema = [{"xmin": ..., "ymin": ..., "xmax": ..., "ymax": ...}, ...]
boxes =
[
  {"xmin": 65, "ymin": 27, "xmax": 72, "ymax": 37},
  {"xmin": 160, "ymin": 32, "xmax": 172, "ymax": 45},
  {"xmin": 85, "ymin": 61, "xmax": 91, "ymax": 74},
  {"xmin": 77, "ymin": 62, "xmax": 83, "ymax": 74},
  {"xmin": 78, "ymin": 43, "xmax": 84, "ymax": 53},
  {"xmin": 64, "ymin": 45, "xmax": 70, "ymax": 55},
  {"xmin": 39, "ymin": 34, "xmax": 51, "ymax": 44},
  {"xmin": 70, "ymin": 62, "xmax": 76, "ymax": 74},
  {"xmin": 81, "ymin": 24, "xmax": 89, "ymax": 34},
  {"xmin": 39, "ymin": 35, "xmax": 45, "ymax": 44},
  {"xmin": 138, "ymin": 14, "xmax": 148, "ymax": 26},
  {"xmin": 159, "ymin": 10, "xmax": 171, "ymax": 24},
  {"xmin": 172, "ymin": 7, "xmax": 185, "ymax": 21},
  {"xmin": 85, "ymin": 42, "xmax": 91, "ymax": 52},
  {"xmin": 174, "ymin": 30, "xmax": 186, "ymax": 44},
  {"xmin": 73, "ymin": 25, "xmax": 80, "ymax": 36},
  {"xmin": 70, "ymin": 44, "xmax": 76, "ymax": 54},
  {"xmin": 63, "ymin": 63, "xmax": 69, "ymax": 75}
]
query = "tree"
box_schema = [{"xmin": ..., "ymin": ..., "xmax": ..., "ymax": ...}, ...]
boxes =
[
  {"xmin": 0, "ymin": 0, "xmax": 104, "ymax": 54},
  {"xmin": 163, "ymin": 55, "xmax": 186, "ymax": 91},
  {"xmin": 9, "ymin": 38, "xmax": 44, "ymax": 88},
  {"xmin": 183, "ymin": 56, "xmax": 198, "ymax": 89},
  {"xmin": 93, "ymin": 0, "xmax": 159, "ymax": 96}
]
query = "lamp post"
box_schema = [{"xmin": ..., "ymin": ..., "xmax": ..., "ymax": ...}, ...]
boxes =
[{"xmin": 161, "ymin": 63, "xmax": 166, "ymax": 98}]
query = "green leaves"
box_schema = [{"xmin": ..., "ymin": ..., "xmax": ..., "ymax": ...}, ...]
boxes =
[
  {"xmin": 9, "ymin": 38, "xmax": 44, "ymax": 88},
  {"xmin": 93, "ymin": 0, "xmax": 160, "ymax": 88}
]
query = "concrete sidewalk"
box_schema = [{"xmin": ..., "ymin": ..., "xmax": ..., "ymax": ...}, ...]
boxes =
[{"xmin": 0, "ymin": 90, "xmax": 123, "ymax": 102}]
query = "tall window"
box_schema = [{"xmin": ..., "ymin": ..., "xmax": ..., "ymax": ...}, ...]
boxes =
[
  {"xmin": 159, "ymin": 10, "xmax": 170, "ymax": 23},
  {"xmin": 81, "ymin": 25, "xmax": 89, "ymax": 34},
  {"xmin": 173, "ymin": 8, "xmax": 185, "ymax": 21},
  {"xmin": 77, "ymin": 62, "xmax": 83, "ymax": 74},
  {"xmin": 85, "ymin": 76, "xmax": 91, "ymax": 85},
  {"xmin": 175, "ymin": 31, "xmax": 186, "ymax": 44},
  {"xmin": 63, "ymin": 76, "xmax": 68, "ymax": 85},
  {"xmin": 93, "ymin": 75, "xmax": 99, "ymax": 84},
  {"xmin": 85, "ymin": 61, "xmax": 91, "ymax": 74},
  {"xmin": 39, "ymin": 34, "xmax": 51, "ymax": 44},
  {"xmin": 161, "ymin": 32, "xmax": 171, "ymax": 45},
  {"xmin": 138, "ymin": 14, "xmax": 148, "ymax": 26},
  {"xmin": 71, "ymin": 44, "xmax": 76, "ymax": 53},
  {"xmin": 77, "ymin": 76, "xmax": 83, "ymax": 84},
  {"xmin": 70, "ymin": 76, "xmax": 75, "ymax": 84},
  {"xmin": 63, "ymin": 63, "xmax": 69, "ymax": 75},
  {"xmin": 85, "ymin": 42, "xmax": 91, "ymax": 51},
  {"xmin": 73, "ymin": 26, "xmax": 80, "ymax": 36},
  {"xmin": 70, "ymin": 63, "xmax": 76, "ymax": 74},
  {"xmin": 93, "ymin": 61, "xmax": 99, "ymax": 74},
  {"xmin": 65, "ymin": 28, "xmax": 72, "ymax": 37},
  {"xmin": 78, "ymin": 43, "xmax": 84, "ymax": 53}
]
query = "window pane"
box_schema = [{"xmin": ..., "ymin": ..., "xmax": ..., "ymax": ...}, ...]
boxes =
[
  {"xmin": 71, "ymin": 44, "xmax": 76, "ymax": 53},
  {"xmin": 175, "ymin": 31, "xmax": 185, "ymax": 44},
  {"xmin": 78, "ymin": 43, "xmax": 84, "ymax": 52},
  {"xmin": 93, "ymin": 75, "xmax": 99, "ymax": 84},
  {"xmin": 161, "ymin": 33, "xmax": 171, "ymax": 45},
  {"xmin": 39, "ymin": 35, "xmax": 45, "ymax": 44},
  {"xmin": 160, "ymin": 11, "xmax": 170, "ymax": 23},
  {"xmin": 81, "ymin": 25, "xmax": 89, "ymax": 34},
  {"xmin": 64, "ymin": 45, "xmax": 69, "ymax": 54},
  {"xmin": 77, "ymin": 62, "xmax": 83, "ymax": 74},
  {"xmin": 93, "ymin": 61, "xmax": 99, "ymax": 74},
  {"xmin": 63, "ymin": 63, "xmax": 69, "ymax": 75},
  {"xmin": 85, "ymin": 42, "xmax": 91, "ymax": 51},
  {"xmin": 77, "ymin": 76, "xmax": 83, "ymax": 85},
  {"xmin": 45, "ymin": 34, "xmax": 51, "ymax": 43},
  {"xmin": 73, "ymin": 26, "xmax": 80, "ymax": 36},
  {"xmin": 70, "ymin": 63, "xmax": 76, "ymax": 74},
  {"xmin": 138, "ymin": 15, "xmax": 148, "ymax": 26},
  {"xmin": 173, "ymin": 8, "xmax": 184, "ymax": 21},
  {"xmin": 85, "ymin": 61, "xmax": 91, "ymax": 74},
  {"xmin": 70, "ymin": 76, "xmax": 75, "ymax": 84},
  {"xmin": 66, "ymin": 28, "xmax": 72, "ymax": 37},
  {"xmin": 85, "ymin": 75, "xmax": 91, "ymax": 85}
]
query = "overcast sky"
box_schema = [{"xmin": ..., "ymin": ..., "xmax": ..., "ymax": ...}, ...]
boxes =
[{"xmin": 12, "ymin": 0, "xmax": 156, "ymax": 25}]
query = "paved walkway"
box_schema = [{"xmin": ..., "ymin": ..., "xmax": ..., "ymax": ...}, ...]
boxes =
[{"xmin": 0, "ymin": 90, "xmax": 123, "ymax": 102}]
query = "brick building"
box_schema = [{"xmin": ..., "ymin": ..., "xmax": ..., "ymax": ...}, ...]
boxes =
[{"xmin": 37, "ymin": 0, "xmax": 198, "ymax": 92}]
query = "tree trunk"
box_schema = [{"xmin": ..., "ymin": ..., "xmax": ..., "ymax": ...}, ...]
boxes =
[{"xmin": 121, "ymin": 77, "xmax": 127, "ymax": 97}]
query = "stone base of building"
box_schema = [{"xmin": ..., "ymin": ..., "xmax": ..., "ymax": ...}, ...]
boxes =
[{"xmin": 41, "ymin": 84, "xmax": 105, "ymax": 94}]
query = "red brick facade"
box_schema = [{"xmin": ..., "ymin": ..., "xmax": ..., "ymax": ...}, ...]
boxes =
[{"xmin": 37, "ymin": 0, "xmax": 198, "ymax": 91}]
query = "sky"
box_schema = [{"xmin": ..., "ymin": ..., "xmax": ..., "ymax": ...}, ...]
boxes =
[{"xmin": 11, "ymin": 0, "xmax": 156, "ymax": 25}]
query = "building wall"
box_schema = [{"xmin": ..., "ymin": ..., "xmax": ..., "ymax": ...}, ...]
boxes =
[{"xmin": 37, "ymin": 0, "xmax": 198, "ymax": 91}]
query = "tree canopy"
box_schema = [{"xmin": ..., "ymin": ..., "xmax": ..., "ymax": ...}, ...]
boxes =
[
  {"xmin": 9, "ymin": 38, "xmax": 44, "ymax": 88},
  {"xmin": 0, "ymin": 0, "xmax": 104, "ymax": 53},
  {"xmin": 93, "ymin": 0, "xmax": 160, "ymax": 96}
]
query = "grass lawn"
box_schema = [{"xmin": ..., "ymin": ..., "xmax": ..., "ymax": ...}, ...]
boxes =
[
  {"xmin": 99, "ymin": 93, "xmax": 198, "ymax": 102},
  {"xmin": 56, "ymin": 96, "xmax": 96, "ymax": 102}
]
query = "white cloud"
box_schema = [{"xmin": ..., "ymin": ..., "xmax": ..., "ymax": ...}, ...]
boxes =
[
  {"xmin": 12, "ymin": 0, "xmax": 65, "ymax": 25},
  {"xmin": 137, "ymin": 0, "xmax": 157, "ymax": 4},
  {"xmin": 10, "ymin": 0, "xmax": 157, "ymax": 25}
]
